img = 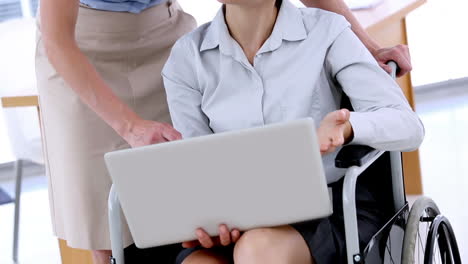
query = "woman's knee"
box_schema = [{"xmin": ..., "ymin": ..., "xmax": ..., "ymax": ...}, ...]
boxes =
[
  {"xmin": 233, "ymin": 226, "xmax": 313, "ymax": 264},
  {"xmin": 233, "ymin": 227, "xmax": 279, "ymax": 263}
]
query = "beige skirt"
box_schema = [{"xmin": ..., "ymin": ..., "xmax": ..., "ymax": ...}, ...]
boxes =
[{"xmin": 35, "ymin": 1, "xmax": 196, "ymax": 250}]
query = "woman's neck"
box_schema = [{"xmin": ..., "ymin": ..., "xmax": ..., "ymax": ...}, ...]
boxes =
[{"xmin": 224, "ymin": 2, "xmax": 278, "ymax": 64}]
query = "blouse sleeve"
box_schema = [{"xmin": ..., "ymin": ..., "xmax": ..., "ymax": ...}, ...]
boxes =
[
  {"xmin": 325, "ymin": 26, "xmax": 424, "ymax": 151},
  {"xmin": 162, "ymin": 39, "xmax": 213, "ymax": 138}
]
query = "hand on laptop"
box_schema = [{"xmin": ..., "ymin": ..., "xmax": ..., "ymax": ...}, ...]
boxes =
[
  {"xmin": 317, "ymin": 109, "xmax": 353, "ymax": 155},
  {"xmin": 182, "ymin": 224, "xmax": 241, "ymax": 248},
  {"xmin": 122, "ymin": 118, "xmax": 182, "ymax": 147}
]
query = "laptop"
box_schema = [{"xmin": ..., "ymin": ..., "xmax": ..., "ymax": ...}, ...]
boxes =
[{"xmin": 104, "ymin": 118, "xmax": 332, "ymax": 248}]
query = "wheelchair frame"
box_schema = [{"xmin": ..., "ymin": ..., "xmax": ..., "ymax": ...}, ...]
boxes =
[
  {"xmin": 341, "ymin": 149, "xmax": 405, "ymax": 264},
  {"xmin": 107, "ymin": 62, "xmax": 461, "ymax": 264},
  {"xmin": 107, "ymin": 149, "xmax": 404, "ymax": 264}
]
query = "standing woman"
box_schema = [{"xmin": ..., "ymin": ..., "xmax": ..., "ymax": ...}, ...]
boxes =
[{"xmin": 35, "ymin": 0, "xmax": 195, "ymax": 263}]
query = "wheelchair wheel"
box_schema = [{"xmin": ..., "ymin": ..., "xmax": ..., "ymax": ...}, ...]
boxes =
[{"xmin": 402, "ymin": 196, "xmax": 461, "ymax": 264}]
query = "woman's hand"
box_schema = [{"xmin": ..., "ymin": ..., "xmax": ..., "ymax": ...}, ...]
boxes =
[
  {"xmin": 182, "ymin": 224, "xmax": 241, "ymax": 249},
  {"xmin": 123, "ymin": 118, "xmax": 182, "ymax": 148},
  {"xmin": 317, "ymin": 109, "xmax": 353, "ymax": 155},
  {"xmin": 372, "ymin": 45, "xmax": 412, "ymax": 77},
  {"xmin": 40, "ymin": 0, "xmax": 182, "ymax": 149}
]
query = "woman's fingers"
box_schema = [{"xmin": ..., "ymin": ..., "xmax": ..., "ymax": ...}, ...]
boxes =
[
  {"xmin": 320, "ymin": 133, "xmax": 342, "ymax": 154},
  {"xmin": 335, "ymin": 109, "xmax": 350, "ymax": 123},
  {"xmin": 182, "ymin": 240, "xmax": 200, "ymax": 248},
  {"xmin": 332, "ymin": 127, "xmax": 345, "ymax": 146},
  {"xmin": 318, "ymin": 109, "xmax": 351, "ymax": 155},
  {"xmin": 192, "ymin": 225, "xmax": 240, "ymax": 248},
  {"xmin": 127, "ymin": 120, "xmax": 182, "ymax": 146},
  {"xmin": 196, "ymin": 228, "xmax": 214, "ymax": 248},
  {"xmin": 332, "ymin": 137, "xmax": 344, "ymax": 147},
  {"xmin": 320, "ymin": 139, "xmax": 331, "ymax": 153},
  {"xmin": 219, "ymin": 224, "xmax": 231, "ymax": 246},
  {"xmin": 231, "ymin": 229, "xmax": 241, "ymax": 243},
  {"xmin": 379, "ymin": 62, "xmax": 393, "ymax": 74},
  {"xmin": 149, "ymin": 132, "xmax": 168, "ymax": 145},
  {"xmin": 342, "ymin": 109, "xmax": 350, "ymax": 120},
  {"xmin": 161, "ymin": 125, "xmax": 182, "ymax": 141},
  {"xmin": 373, "ymin": 45, "xmax": 412, "ymax": 77}
]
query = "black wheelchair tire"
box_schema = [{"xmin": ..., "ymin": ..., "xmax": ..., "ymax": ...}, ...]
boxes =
[{"xmin": 424, "ymin": 215, "xmax": 462, "ymax": 264}]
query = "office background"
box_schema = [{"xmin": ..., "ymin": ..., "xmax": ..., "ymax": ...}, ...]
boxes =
[{"xmin": 0, "ymin": 0, "xmax": 467, "ymax": 263}]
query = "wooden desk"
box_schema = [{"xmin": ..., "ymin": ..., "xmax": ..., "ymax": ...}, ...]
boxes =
[
  {"xmin": 353, "ymin": 0, "xmax": 426, "ymax": 195},
  {"xmin": 1, "ymin": 96, "xmax": 39, "ymax": 108}
]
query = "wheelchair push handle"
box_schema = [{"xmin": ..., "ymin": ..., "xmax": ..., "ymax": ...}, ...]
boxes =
[{"xmin": 387, "ymin": 60, "xmax": 398, "ymax": 80}]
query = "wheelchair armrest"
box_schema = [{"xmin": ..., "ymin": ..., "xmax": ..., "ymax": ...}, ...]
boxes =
[
  {"xmin": 336, "ymin": 61, "xmax": 397, "ymax": 170},
  {"xmin": 335, "ymin": 145, "xmax": 374, "ymax": 168}
]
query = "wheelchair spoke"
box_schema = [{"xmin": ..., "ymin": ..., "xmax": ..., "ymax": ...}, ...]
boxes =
[
  {"xmin": 416, "ymin": 212, "xmax": 430, "ymax": 263},
  {"xmin": 434, "ymin": 234, "xmax": 442, "ymax": 264},
  {"xmin": 418, "ymin": 228, "xmax": 425, "ymax": 256},
  {"xmin": 386, "ymin": 242, "xmax": 396, "ymax": 264}
]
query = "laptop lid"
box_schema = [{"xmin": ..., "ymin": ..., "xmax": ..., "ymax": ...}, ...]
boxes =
[{"xmin": 105, "ymin": 118, "xmax": 331, "ymax": 248}]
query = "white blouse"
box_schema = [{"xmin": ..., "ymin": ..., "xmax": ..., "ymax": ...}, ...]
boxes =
[{"xmin": 162, "ymin": 0, "xmax": 424, "ymax": 183}]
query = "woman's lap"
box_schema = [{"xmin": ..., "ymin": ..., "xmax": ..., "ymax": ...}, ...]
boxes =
[
  {"xmin": 176, "ymin": 173, "xmax": 387, "ymax": 264},
  {"xmin": 176, "ymin": 226, "xmax": 310, "ymax": 264}
]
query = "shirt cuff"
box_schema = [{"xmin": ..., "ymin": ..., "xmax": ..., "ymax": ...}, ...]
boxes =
[{"xmin": 348, "ymin": 112, "xmax": 374, "ymax": 145}]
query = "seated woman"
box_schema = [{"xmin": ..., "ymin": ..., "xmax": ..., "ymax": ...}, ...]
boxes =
[{"xmin": 162, "ymin": 0, "xmax": 424, "ymax": 263}]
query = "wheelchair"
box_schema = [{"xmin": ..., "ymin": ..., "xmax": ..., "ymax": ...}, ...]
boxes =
[{"xmin": 107, "ymin": 62, "xmax": 462, "ymax": 264}]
